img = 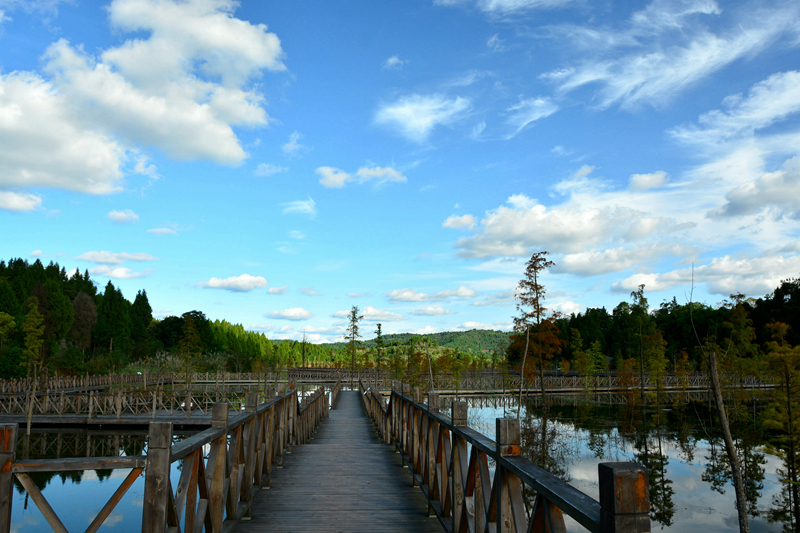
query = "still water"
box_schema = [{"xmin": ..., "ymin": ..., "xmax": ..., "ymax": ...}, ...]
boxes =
[{"xmin": 8, "ymin": 394, "xmax": 791, "ymax": 532}]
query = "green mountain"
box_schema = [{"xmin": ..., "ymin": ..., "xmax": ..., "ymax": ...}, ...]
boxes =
[{"xmin": 323, "ymin": 329, "xmax": 512, "ymax": 355}]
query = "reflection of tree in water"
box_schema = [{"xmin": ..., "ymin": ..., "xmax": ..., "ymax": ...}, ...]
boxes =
[
  {"xmin": 519, "ymin": 404, "xmax": 578, "ymax": 512},
  {"xmin": 634, "ymin": 427, "xmax": 675, "ymax": 528}
]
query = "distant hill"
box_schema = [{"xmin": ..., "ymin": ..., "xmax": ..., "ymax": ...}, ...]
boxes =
[{"xmin": 322, "ymin": 329, "xmax": 512, "ymax": 355}]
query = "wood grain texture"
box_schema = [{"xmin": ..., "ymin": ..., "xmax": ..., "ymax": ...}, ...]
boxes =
[{"xmin": 237, "ymin": 391, "xmax": 442, "ymax": 533}]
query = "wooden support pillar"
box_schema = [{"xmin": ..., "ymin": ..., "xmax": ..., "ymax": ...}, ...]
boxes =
[
  {"xmin": 142, "ymin": 421, "xmax": 173, "ymax": 533},
  {"xmin": 496, "ymin": 419, "xmax": 519, "ymax": 533},
  {"xmin": 427, "ymin": 391, "xmax": 439, "ymax": 412},
  {"xmin": 0, "ymin": 424, "xmax": 17, "ymax": 533},
  {"xmin": 413, "ymin": 387, "xmax": 422, "ymax": 403},
  {"xmin": 452, "ymin": 402, "xmax": 468, "ymax": 533},
  {"xmin": 242, "ymin": 393, "xmax": 258, "ymax": 519},
  {"xmin": 598, "ymin": 462, "xmax": 650, "ymax": 533}
]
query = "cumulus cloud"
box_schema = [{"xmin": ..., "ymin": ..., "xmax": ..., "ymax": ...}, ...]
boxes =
[
  {"xmin": 301, "ymin": 287, "xmax": 321, "ymax": 296},
  {"xmin": 77, "ymin": 251, "xmax": 158, "ymax": 264},
  {"xmin": 89, "ymin": 265, "xmax": 152, "ymax": 279},
  {"xmin": 266, "ymin": 308, "xmax": 313, "ymax": 321},
  {"xmin": 375, "ymin": 94, "xmax": 471, "ymax": 143},
  {"xmin": 317, "ymin": 166, "xmax": 407, "ymax": 189},
  {"xmin": 361, "ymin": 306, "xmax": 404, "ymax": 322},
  {"xmin": 147, "ymin": 227, "xmax": 178, "ymax": 236},
  {"xmin": 198, "ymin": 274, "xmax": 268, "ymax": 292},
  {"xmin": 454, "ymin": 320, "xmax": 511, "ymax": 331},
  {"xmin": 386, "ymin": 288, "xmax": 429, "ymax": 303},
  {"xmin": 386, "ymin": 285, "xmax": 476, "ymax": 303},
  {"xmin": 611, "ymin": 249, "xmax": 800, "ymax": 297},
  {"xmin": 281, "ymin": 131, "xmax": 307, "ymax": 158},
  {"xmin": 551, "ymin": 244, "xmax": 691, "ymax": 277},
  {"xmin": 1, "ymin": 0, "xmax": 286, "ymax": 205},
  {"xmin": 255, "ymin": 163, "xmax": 288, "ymax": 177},
  {"xmin": 382, "ymin": 55, "xmax": 407, "ymax": 70},
  {"xmin": 629, "ymin": 171, "xmax": 669, "ymax": 190},
  {"xmin": 442, "ymin": 214, "xmax": 477, "ymax": 229},
  {"xmin": 268, "ymin": 286, "xmax": 288, "ymax": 294},
  {"xmin": 282, "ymin": 197, "xmax": 316, "ymax": 217},
  {"xmin": 107, "ymin": 209, "xmax": 139, "ymax": 224},
  {"xmin": 504, "ymin": 97, "xmax": 558, "ymax": 138},
  {"xmin": 0, "ymin": 191, "xmax": 43, "ymax": 211},
  {"xmin": 412, "ymin": 306, "xmax": 450, "ymax": 316}
]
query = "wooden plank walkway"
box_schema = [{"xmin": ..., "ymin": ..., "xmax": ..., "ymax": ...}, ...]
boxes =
[{"xmin": 238, "ymin": 390, "xmax": 443, "ymax": 532}]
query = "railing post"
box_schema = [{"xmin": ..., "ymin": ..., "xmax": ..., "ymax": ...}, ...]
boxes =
[
  {"xmin": 0, "ymin": 424, "xmax": 18, "ymax": 533},
  {"xmin": 599, "ymin": 462, "xmax": 650, "ymax": 532},
  {"xmin": 242, "ymin": 392, "xmax": 258, "ymax": 519},
  {"xmin": 413, "ymin": 387, "xmax": 422, "ymax": 403},
  {"xmin": 496, "ymin": 418, "xmax": 519, "ymax": 533},
  {"xmin": 209, "ymin": 403, "xmax": 229, "ymax": 531},
  {"xmin": 452, "ymin": 402, "xmax": 468, "ymax": 533},
  {"xmin": 142, "ymin": 421, "xmax": 173, "ymax": 533}
]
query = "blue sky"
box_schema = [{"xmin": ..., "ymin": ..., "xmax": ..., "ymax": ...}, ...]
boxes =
[{"xmin": 2, "ymin": 0, "xmax": 800, "ymax": 343}]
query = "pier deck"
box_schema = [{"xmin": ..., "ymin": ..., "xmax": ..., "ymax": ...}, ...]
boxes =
[{"xmin": 238, "ymin": 390, "xmax": 442, "ymax": 532}]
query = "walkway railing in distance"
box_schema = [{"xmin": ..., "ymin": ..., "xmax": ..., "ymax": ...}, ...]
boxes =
[
  {"xmin": 0, "ymin": 385, "xmax": 330, "ymax": 533},
  {"xmin": 359, "ymin": 379, "xmax": 650, "ymax": 533},
  {"xmin": 329, "ymin": 379, "xmax": 343, "ymax": 408}
]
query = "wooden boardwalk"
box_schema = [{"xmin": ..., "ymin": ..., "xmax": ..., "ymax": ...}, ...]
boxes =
[{"xmin": 238, "ymin": 390, "xmax": 443, "ymax": 532}]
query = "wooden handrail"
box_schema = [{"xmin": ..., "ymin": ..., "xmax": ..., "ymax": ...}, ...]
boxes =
[
  {"xmin": 359, "ymin": 379, "xmax": 650, "ymax": 533},
  {"xmin": 0, "ymin": 384, "xmax": 332, "ymax": 533}
]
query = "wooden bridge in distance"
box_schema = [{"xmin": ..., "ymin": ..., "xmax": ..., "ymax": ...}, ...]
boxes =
[{"xmin": 0, "ymin": 379, "xmax": 650, "ymax": 533}]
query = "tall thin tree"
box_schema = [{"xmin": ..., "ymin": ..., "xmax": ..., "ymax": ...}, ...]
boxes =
[{"xmin": 345, "ymin": 306, "xmax": 363, "ymax": 388}]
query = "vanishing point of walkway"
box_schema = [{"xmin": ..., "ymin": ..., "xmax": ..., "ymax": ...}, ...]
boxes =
[{"xmin": 239, "ymin": 390, "xmax": 443, "ymax": 532}]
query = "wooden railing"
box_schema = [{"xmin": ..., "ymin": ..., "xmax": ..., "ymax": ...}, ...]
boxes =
[
  {"xmin": 0, "ymin": 383, "xmax": 333, "ymax": 533},
  {"xmin": 359, "ymin": 379, "xmax": 650, "ymax": 533}
]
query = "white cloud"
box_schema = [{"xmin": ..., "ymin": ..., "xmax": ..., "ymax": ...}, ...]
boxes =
[
  {"xmin": 266, "ymin": 307, "xmax": 313, "ymax": 321},
  {"xmin": 0, "ymin": 191, "xmax": 43, "ymax": 211},
  {"xmin": 471, "ymin": 289, "xmax": 517, "ymax": 307},
  {"xmin": 453, "ymin": 192, "xmax": 685, "ymax": 259},
  {"xmin": 30, "ymin": 249, "xmax": 42, "ymax": 257},
  {"xmin": 487, "ymin": 34, "xmax": 505, "ymax": 51},
  {"xmin": 551, "ymin": 245, "xmax": 690, "ymax": 277},
  {"xmin": 382, "ymin": 55, "xmax": 407, "ymax": 70},
  {"xmin": 288, "ymin": 230, "xmax": 305, "ymax": 239},
  {"xmin": 504, "ymin": 97, "xmax": 558, "ymax": 138},
  {"xmin": 316, "ymin": 167, "xmax": 352, "ymax": 188},
  {"xmin": 386, "ymin": 288, "xmax": 429, "ymax": 302},
  {"xmin": 77, "ymin": 251, "xmax": 158, "ymax": 264},
  {"xmin": 544, "ymin": 4, "xmax": 799, "ymax": 109},
  {"xmin": 89, "ymin": 265, "xmax": 152, "ymax": 279},
  {"xmin": 255, "ymin": 163, "xmax": 288, "ymax": 177},
  {"xmin": 551, "ymin": 301, "xmax": 582, "ymax": 315},
  {"xmin": 268, "ymin": 286, "xmax": 287, "ymax": 294},
  {"xmin": 0, "ymin": 71, "xmax": 125, "ymax": 196},
  {"xmin": 355, "ymin": 166, "xmax": 407, "ymax": 185},
  {"xmin": 412, "ymin": 306, "xmax": 450, "ymax": 316},
  {"xmin": 301, "ymin": 287, "xmax": 321, "ymax": 296},
  {"xmin": 348, "ymin": 292, "xmax": 370, "ymax": 298},
  {"xmin": 454, "ymin": 320, "xmax": 511, "ymax": 331},
  {"xmin": 147, "ymin": 227, "xmax": 178, "ymax": 236},
  {"xmin": 361, "ymin": 306, "xmax": 404, "ymax": 322},
  {"xmin": 198, "ymin": 274, "xmax": 267, "ymax": 292},
  {"xmin": 629, "ymin": 171, "xmax": 669, "ymax": 190},
  {"xmin": 107, "ymin": 209, "xmax": 139, "ymax": 224},
  {"xmin": 281, "ymin": 131, "xmax": 307, "ymax": 157},
  {"xmin": 1, "ymin": 0, "xmax": 286, "ymax": 203},
  {"xmin": 611, "ymin": 249, "xmax": 800, "ymax": 297},
  {"xmin": 386, "ymin": 285, "xmax": 476, "ymax": 303},
  {"xmin": 375, "ymin": 94, "xmax": 471, "ymax": 143},
  {"xmin": 282, "ymin": 197, "xmax": 316, "ymax": 217},
  {"xmin": 442, "ymin": 214, "xmax": 476, "ymax": 229},
  {"xmin": 435, "ymin": 0, "xmax": 576, "ymax": 15},
  {"xmin": 317, "ymin": 166, "xmax": 407, "ymax": 189}
]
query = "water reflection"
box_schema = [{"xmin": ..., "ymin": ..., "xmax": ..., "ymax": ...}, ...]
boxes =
[{"xmin": 442, "ymin": 393, "xmax": 785, "ymax": 532}]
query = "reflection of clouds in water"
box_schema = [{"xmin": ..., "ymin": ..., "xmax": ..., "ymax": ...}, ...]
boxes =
[
  {"xmin": 461, "ymin": 401, "xmax": 784, "ymax": 533},
  {"xmin": 87, "ymin": 511, "xmax": 124, "ymax": 527},
  {"xmin": 11, "ymin": 514, "xmax": 40, "ymax": 533}
]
